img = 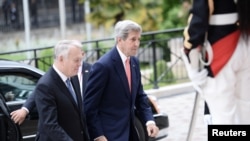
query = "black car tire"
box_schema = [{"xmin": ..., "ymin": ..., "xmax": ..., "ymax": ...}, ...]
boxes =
[{"xmin": 134, "ymin": 116, "xmax": 148, "ymax": 141}]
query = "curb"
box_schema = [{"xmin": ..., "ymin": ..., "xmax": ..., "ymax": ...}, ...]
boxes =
[{"xmin": 145, "ymin": 82, "xmax": 195, "ymax": 98}]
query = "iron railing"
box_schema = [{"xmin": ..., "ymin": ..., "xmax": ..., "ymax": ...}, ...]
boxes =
[{"xmin": 0, "ymin": 28, "xmax": 189, "ymax": 89}]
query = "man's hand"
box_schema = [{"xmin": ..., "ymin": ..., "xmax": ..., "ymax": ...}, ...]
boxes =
[
  {"xmin": 10, "ymin": 107, "xmax": 28, "ymax": 125},
  {"xmin": 146, "ymin": 123, "xmax": 159, "ymax": 137},
  {"xmin": 94, "ymin": 135, "xmax": 108, "ymax": 141}
]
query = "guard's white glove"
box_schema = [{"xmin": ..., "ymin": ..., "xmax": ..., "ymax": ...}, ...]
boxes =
[
  {"xmin": 181, "ymin": 47, "xmax": 208, "ymax": 93},
  {"xmin": 204, "ymin": 114, "xmax": 212, "ymax": 125}
]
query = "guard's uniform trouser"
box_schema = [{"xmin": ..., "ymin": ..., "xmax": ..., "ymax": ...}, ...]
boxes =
[{"xmin": 203, "ymin": 35, "xmax": 250, "ymax": 124}]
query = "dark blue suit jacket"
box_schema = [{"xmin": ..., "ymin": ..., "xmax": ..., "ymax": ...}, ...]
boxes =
[
  {"xmin": 84, "ymin": 47, "xmax": 154, "ymax": 141},
  {"xmin": 35, "ymin": 67, "xmax": 89, "ymax": 141},
  {"xmin": 81, "ymin": 62, "xmax": 91, "ymax": 97}
]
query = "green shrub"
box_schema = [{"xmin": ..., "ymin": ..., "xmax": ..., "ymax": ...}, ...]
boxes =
[
  {"xmin": 37, "ymin": 48, "xmax": 53, "ymax": 71},
  {"xmin": 150, "ymin": 59, "xmax": 175, "ymax": 84}
]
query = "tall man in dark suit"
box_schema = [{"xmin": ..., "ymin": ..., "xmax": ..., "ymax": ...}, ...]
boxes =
[
  {"xmin": 10, "ymin": 50, "xmax": 91, "ymax": 126},
  {"xmin": 34, "ymin": 40, "xmax": 89, "ymax": 141},
  {"xmin": 84, "ymin": 20, "xmax": 159, "ymax": 141}
]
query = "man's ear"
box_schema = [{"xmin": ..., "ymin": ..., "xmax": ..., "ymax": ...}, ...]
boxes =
[
  {"xmin": 59, "ymin": 55, "xmax": 64, "ymax": 62},
  {"xmin": 117, "ymin": 37, "xmax": 122, "ymax": 42}
]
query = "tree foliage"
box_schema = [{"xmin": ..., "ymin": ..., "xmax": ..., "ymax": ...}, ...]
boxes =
[
  {"xmin": 161, "ymin": 0, "xmax": 191, "ymax": 29},
  {"xmin": 86, "ymin": 0, "xmax": 191, "ymax": 31},
  {"xmin": 88, "ymin": 0, "xmax": 163, "ymax": 31}
]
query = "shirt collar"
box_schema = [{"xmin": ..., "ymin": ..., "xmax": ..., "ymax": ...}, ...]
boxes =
[
  {"xmin": 53, "ymin": 64, "xmax": 68, "ymax": 82},
  {"xmin": 116, "ymin": 46, "xmax": 129, "ymax": 65}
]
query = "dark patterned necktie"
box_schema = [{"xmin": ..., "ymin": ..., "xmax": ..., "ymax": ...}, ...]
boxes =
[{"xmin": 66, "ymin": 78, "xmax": 78, "ymax": 104}]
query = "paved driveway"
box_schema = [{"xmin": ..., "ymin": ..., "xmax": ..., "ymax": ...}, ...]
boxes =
[
  {"xmin": 145, "ymin": 83, "xmax": 208, "ymax": 141},
  {"xmin": 158, "ymin": 92, "xmax": 208, "ymax": 141}
]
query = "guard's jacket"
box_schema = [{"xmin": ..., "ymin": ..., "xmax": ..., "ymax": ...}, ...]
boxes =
[{"xmin": 183, "ymin": 0, "xmax": 239, "ymax": 77}]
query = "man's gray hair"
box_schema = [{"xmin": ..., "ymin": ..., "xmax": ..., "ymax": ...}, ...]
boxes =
[
  {"xmin": 54, "ymin": 40, "xmax": 82, "ymax": 59},
  {"xmin": 114, "ymin": 20, "xmax": 142, "ymax": 43}
]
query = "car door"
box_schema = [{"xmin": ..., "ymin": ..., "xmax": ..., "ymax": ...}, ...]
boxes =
[
  {"xmin": 0, "ymin": 93, "xmax": 22, "ymax": 141},
  {"xmin": 0, "ymin": 67, "xmax": 42, "ymax": 141}
]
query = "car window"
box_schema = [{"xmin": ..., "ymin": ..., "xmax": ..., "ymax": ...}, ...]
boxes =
[{"xmin": 0, "ymin": 73, "xmax": 38, "ymax": 102}]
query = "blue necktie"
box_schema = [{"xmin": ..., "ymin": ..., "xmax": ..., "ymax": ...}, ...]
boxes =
[{"xmin": 66, "ymin": 78, "xmax": 78, "ymax": 104}]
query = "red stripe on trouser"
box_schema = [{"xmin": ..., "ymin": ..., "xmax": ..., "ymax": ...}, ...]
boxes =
[{"xmin": 210, "ymin": 30, "xmax": 240, "ymax": 76}]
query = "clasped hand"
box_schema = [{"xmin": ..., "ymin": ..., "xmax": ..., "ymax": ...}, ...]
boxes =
[
  {"xmin": 181, "ymin": 47, "xmax": 208, "ymax": 92},
  {"xmin": 147, "ymin": 123, "xmax": 159, "ymax": 137}
]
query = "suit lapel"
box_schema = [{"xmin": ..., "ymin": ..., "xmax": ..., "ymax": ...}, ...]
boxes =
[
  {"xmin": 112, "ymin": 48, "xmax": 131, "ymax": 97},
  {"xmin": 130, "ymin": 57, "xmax": 136, "ymax": 96},
  {"xmin": 81, "ymin": 62, "xmax": 91, "ymax": 95},
  {"xmin": 50, "ymin": 68, "xmax": 81, "ymax": 111}
]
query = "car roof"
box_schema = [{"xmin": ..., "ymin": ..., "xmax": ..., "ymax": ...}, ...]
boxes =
[{"xmin": 0, "ymin": 60, "xmax": 45, "ymax": 75}]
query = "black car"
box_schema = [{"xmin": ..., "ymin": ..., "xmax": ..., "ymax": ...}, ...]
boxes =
[{"xmin": 0, "ymin": 60, "xmax": 169, "ymax": 141}]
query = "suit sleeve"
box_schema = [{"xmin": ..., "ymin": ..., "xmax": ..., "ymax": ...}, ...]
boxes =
[
  {"xmin": 134, "ymin": 57, "xmax": 154, "ymax": 123},
  {"xmin": 84, "ymin": 62, "xmax": 108, "ymax": 139},
  {"xmin": 183, "ymin": 0, "xmax": 209, "ymax": 50},
  {"xmin": 23, "ymin": 92, "xmax": 36, "ymax": 112}
]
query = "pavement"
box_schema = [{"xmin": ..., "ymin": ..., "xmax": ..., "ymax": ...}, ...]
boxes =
[{"xmin": 145, "ymin": 82, "xmax": 208, "ymax": 141}]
